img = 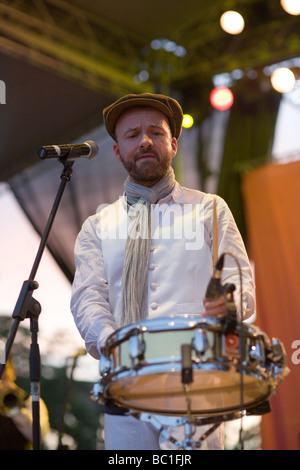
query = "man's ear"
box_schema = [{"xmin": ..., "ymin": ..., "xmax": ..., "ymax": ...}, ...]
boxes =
[
  {"xmin": 171, "ymin": 137, "xmax": 178, "ymax": 158},
  {"xmin": 113, "ymin": 143, "xmax": 122, "ymax": 162}
]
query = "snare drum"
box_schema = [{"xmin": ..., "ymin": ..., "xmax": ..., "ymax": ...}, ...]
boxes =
[{"xmin": 96, "ymin": 315, "xmax": 287, "ymax": 417}]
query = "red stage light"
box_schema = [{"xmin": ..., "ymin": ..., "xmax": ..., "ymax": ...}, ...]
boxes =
[{"xmin": 210, "ymin": 86, "xmax": 234, "ymax": 111}]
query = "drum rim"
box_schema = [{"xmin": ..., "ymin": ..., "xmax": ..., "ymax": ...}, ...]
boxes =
[{"xmin": 104, "ymin": 314, "xmax": 264, "ymax": 350}]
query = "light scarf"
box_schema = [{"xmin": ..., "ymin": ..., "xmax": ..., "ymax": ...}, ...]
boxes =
[{"xmin": 121, "ymin": 167, "xmax": 176, "ymax": 326}]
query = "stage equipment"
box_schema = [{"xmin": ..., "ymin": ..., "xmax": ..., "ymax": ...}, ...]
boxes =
[{"xmin": 0, "ymin": 385, "xmax": 27, "ymax": 417}]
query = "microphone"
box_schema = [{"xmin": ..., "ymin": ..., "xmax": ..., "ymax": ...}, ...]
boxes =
[
  {"xmin": 205, "ymin": 253, "xmax": 225, "ymax": 301},
  {"xmin": 38, "ymin": 140, "xmax": 99, "ymax": 161}
]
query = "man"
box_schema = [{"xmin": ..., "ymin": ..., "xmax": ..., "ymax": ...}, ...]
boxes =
[{"xmin": 71, "ymin": 93, "xmax": 256, "ymax": 450}]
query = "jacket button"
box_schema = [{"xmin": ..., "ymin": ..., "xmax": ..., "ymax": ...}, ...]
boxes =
[
  {"xmin": 149, "ymin": 263, "xmax": 156, "ymax": 270},
  {"xmin": 150, "ymin": 302, "xmax": 158, "ymax": 310},
  {"xmin": 150, "ymin": 283, "xmax": 158, "ymax": 290}
]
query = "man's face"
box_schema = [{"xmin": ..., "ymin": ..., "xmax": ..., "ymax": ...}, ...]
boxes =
[{"xmin": 112, "ymin": 107, "xmax": 177, "ymax": 186}]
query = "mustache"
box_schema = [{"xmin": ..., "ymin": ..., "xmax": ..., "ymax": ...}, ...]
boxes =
[{"xmin": 134, "ymin": 149, "xmax": 159, "ymax": 161}]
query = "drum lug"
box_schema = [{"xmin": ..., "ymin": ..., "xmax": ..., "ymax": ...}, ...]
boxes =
[
  {"xmin": 270, "ymin": 338, "xmax": 287, "ymax": 377},
  {"xmin": 270, "ymin": 338, "xmax": 285, "ymax": 363},
  {"xmin": 90, "ymin": 382, "xmax": 104, "ymax": 404},
  {"xmin": 249, "ymin": 337, "xmax": 266, "ymax": 362},
  {"xmin": 192, "ymin": 329, "xmax": 209, "ymax": 356},
  {"xmin": 265, "ymin": 338, "xmax": 290, "ymax": 380},
  {"xmin": 129, "ymin": 334, "xmax": 145, "ymax": 360},
  {"xmin": 100, "ymin": 354, "xmax": 111, "ymax": 375}
]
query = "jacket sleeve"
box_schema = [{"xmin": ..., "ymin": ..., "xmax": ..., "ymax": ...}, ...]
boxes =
[{"xmin": 70, "ymin": 216, "xmax": 118, "ymax": 359}]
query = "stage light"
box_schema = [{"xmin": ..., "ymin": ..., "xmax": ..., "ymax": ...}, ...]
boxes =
[
  {"xmin": 281, "ymin": 0, "xmax": 300, "ymax": 15},
  {"xmin": 210, "ymin": 86, "xmax": 234, "ymax": 111},
  {"xmin": 271, "ymin": 67, "xmax": 296, "ymax": 93},
  {"xmin": 182, "ymin": 114, "xmax": 194, "ymax": 128},
  {"xmin": 220, "ymin": 11, "xmax": 245, "ymax": 35}
]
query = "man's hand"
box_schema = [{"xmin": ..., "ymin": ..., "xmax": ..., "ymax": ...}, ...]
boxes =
[{"xmin": 203, "ymin": 296, "xmax": 227, "ymax": 317}]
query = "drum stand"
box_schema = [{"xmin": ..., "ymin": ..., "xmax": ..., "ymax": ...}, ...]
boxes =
[
  {"xmin": 138, "ymin": 343, "xmax": 229, "ymax": 450},
  {"xmin": 140, "ymin": 412, "xmax": 223, "ymax": 450},
  {"xmin": 139, "ymin": 338, "xmax": 247, "ymax": 450}
]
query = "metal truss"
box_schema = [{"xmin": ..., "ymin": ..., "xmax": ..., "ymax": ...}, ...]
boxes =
[
  {"xmin": 170, "ymin": 0, "xmax": 300, "ymax": 87},
  {"xmin": 0, "ymin": 0, "xmax": 154, "ymax": 96},
  {"xmin": 0, "ymin": 0, "xmax": 299, "ymax": 98}
]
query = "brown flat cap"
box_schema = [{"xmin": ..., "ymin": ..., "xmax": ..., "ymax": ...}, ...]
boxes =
[{"xmin": 103, "ymin": 93, "xmax": 183, "ymax": 140}]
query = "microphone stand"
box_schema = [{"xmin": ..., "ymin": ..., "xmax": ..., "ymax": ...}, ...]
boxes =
[{"xmin": 0, "ymin": 160, "xmax": 74, "ymax": 450}]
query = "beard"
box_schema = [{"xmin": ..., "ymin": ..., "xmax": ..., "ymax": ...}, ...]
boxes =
[{"xmin": 119, "ymin": 148, "xmax": 173, "ymax": 184}]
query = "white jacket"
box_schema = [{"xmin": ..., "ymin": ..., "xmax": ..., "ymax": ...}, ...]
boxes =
[{"xmin": 71, "ymin": 182, "xmax": 255, "ymax": 359}]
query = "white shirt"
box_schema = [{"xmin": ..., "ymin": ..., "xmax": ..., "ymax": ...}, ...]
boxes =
[{"xmin": 71, "ymin": 182, "xmax": 255, "ymax": 359}]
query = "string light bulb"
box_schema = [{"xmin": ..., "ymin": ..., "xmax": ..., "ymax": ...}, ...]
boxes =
[
  {"xmin": 280, "ymin": 0, "xmax": 300, "ymax": 15},
  {"xmin": 220, "ymin": 11, "xmax": 245, "ymax": 35},
  {"xmin": 271, "ymin": 67, "xmax": 296, "ymax": 93}
]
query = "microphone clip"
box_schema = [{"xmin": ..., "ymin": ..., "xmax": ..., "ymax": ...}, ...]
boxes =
[{"xmin": 222, "ymin": 283, "xmax": 238, "ymax": 333}]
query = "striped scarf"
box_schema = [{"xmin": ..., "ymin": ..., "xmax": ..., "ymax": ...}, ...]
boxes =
[{"xmin": 121, "ymin": 167, "xmax": 176, "ymax": 326}]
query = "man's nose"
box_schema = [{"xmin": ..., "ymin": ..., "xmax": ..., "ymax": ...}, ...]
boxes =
[{"xmin": 139, "ymin": 133, "xmax": 153, "ymax": 148}]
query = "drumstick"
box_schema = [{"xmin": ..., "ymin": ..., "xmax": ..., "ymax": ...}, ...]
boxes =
[{"xmin": 213, "ymin": 197, "xmax": 218, "ymax": 266}]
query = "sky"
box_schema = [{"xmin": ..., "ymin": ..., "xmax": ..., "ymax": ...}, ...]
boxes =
[
  {"xmin": 1, "ymin": 88, "xmax": 300, "ymax": 384},
  {"xmin": 272, "ymin": 88, "xmax": 300, "ymax": 159},
  {"xmin": 0, "ymin": 182, "xmax": 99, "ymax": 381}
]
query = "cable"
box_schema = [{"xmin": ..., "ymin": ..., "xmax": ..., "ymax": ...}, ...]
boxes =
[{"xmin": 222, "ymin": 251, "xmax": 245, "ymax": 450}]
